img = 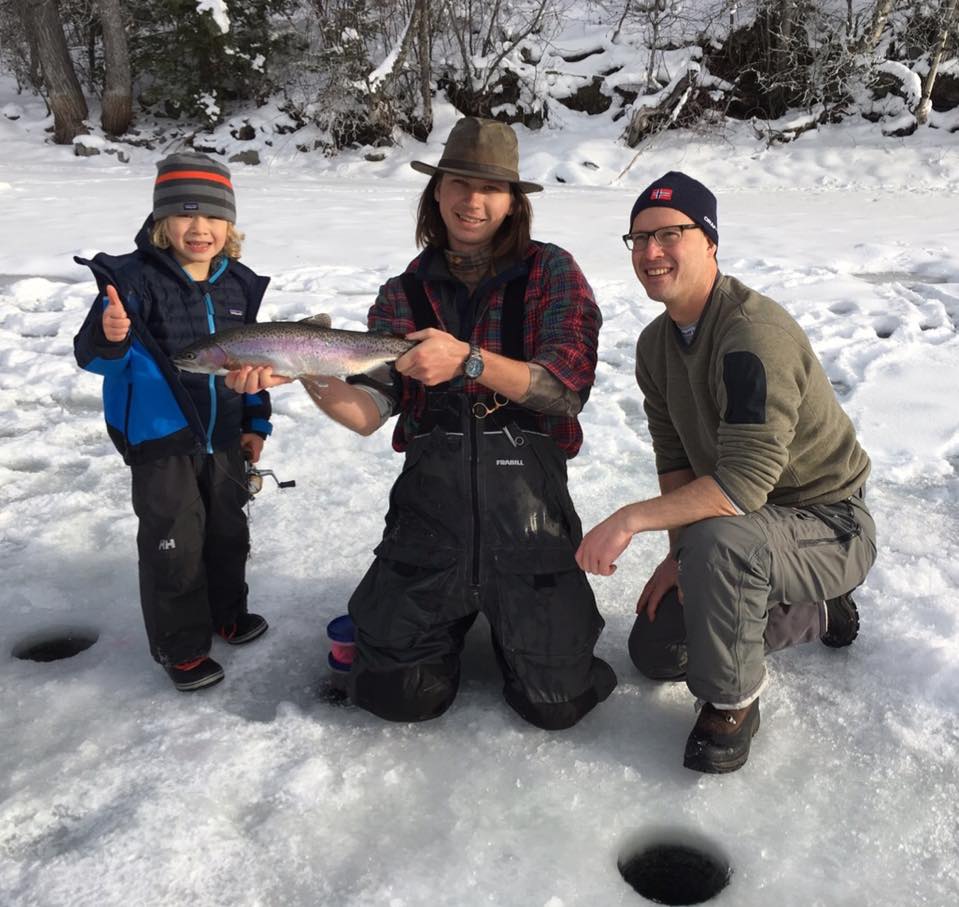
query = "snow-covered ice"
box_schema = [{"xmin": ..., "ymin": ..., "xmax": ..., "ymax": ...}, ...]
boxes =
[{"xmin": 1, "ymin": 84, "xmax": 958, "ymax": 906}]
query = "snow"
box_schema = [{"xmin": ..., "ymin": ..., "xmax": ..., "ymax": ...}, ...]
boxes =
[
  {"xmin": 878, "ymin": 61, "xmax": 922, "ymax": 107},
  {"xmin": 197, "ymin": 92, "xmax": 222, "ymax": 122},
  {"xmin": 1, "ymin": 74, "xmax": 958, "ymax": 906},
  {"xmin": 196, "ymin": 0, "xmax": 231, "ymax": 36}
]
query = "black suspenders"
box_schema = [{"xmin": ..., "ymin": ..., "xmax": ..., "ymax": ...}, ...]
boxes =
[
  {"xmin": 399, "ymin": 270, "xmax": 529, "ymax": 353},
  {"xmin": 499, "ymin": 274, "xmax": 528, "ymax": 360},
  {"xmin": 400, "ymin": 271, "xmax": 440, "ymax": 331},
  {"xmin": 400, "ymin": 268, "xmax": 534, "ymax": 431}
]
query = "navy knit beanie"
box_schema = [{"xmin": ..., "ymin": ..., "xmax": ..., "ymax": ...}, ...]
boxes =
[
  {"xmin": 629, "ymin": 171, "xmax": 718, "ymax": 246},
  {"xmin": 153, "ymin": 152, "xmax": 236, "ymax": 223}
]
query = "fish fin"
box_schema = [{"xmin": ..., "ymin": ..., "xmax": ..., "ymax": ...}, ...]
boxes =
[{"xmin": 299, "ymin": 313, "xmax": 332, "ymax": 328}]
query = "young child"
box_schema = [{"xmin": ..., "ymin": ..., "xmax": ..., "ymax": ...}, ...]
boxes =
[{"xmin": 74, "ymin": 152, "xmax": 272, "ymax": 691}]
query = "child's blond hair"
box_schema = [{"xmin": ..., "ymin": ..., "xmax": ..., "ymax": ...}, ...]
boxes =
[{"xmin": 151, "ymin": 217, "xmax": 244, "ymax": 260}]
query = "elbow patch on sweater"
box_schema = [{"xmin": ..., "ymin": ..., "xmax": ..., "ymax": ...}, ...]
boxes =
[{"xmin": 723, "ymin": 351, "xmax": 767, "ymax": 424}]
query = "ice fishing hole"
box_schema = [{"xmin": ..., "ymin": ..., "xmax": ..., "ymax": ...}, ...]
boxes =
[
  {"xmin": 13, "ymin": 630, "xmax": 98, "ymax": 662},
  {"xmin": 618, "ymin": 828, "xmax": 731, "ymax": 905}
]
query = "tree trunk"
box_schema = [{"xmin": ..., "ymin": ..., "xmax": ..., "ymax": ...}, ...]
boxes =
[
  {"xmin": 915, "ymin": 0, "xmax": 958, "ymax": 125},
  {"xmin": 481, "ymin": 0, "xmax": 501, "ymax": 56},
  {"xmin": 624, "ymin": 69, "xmax": 693, "ymax": 147},
  {"xmin": 24, "ymin": 0, "xmax": 88, "ymax": 143},
  {"xmin": 768, "ymin": 0, "xmax": 796, "ymax": 117},
  {"xmin": 366, "ymin": 3, "xmax": 418, "ymax": 127},
  {"xmin": 645, "ymin": 14, "xmax": 661, "ymax": 87},
  {"xmin": 416, "ymin": 0, "xmax": 433, "ymax": 134},
  {"xmin": 17, "ymin": 2, "xmax": 45, "ymax": 91},
  {"xmin": 855, "ymin": 0, "xmax": 896, "ymax": 53},
  {"xmin": 611, "ymin": 0, "xmax": 633, "ymax": 44},
  {"xmin": 96, "ymin": 0, "xmax": 133, "ymax": 135}
]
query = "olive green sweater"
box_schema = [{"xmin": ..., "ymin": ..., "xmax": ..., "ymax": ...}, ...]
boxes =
[{"xmin": 635, "ymin": 274, "xmax": 870, "ymax": 512}]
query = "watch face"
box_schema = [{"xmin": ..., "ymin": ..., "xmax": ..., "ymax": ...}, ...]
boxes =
[{"xmin": 465, "ymin": 356, "xmax": 484, "ymax": 379}]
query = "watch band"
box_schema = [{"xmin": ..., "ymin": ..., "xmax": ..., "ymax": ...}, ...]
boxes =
[{"xmin": 465, "ymin": 343, "xmax": 484, "ymax": 379}]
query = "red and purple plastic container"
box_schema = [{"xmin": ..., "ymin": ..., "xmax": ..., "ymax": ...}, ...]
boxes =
[{"xmin": 326, "ymin": 614, "xmax": 355, "ymax": 693}]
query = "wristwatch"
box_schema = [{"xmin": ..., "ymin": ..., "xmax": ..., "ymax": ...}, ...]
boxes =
[{"xmin": 464, "ymin": 343, "xmax": 484, "ymax": 379}]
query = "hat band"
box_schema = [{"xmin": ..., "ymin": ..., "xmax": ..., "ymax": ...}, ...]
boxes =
[
  {"xmin": 156, "ymin": 169, "xmax": 233, "ymax": 189},
  {"xmin": 436, "ymin": 158, "xmax": 519, "ymax": 182}
]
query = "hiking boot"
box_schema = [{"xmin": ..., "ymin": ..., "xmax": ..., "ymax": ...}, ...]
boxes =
[
  {"xmin": 822, "ymin": 593, "xmax": 859, "ymax": 648},
  {"xmin": 217, "ymin": 612, "xmax": 269, "ymax": 646},
  {"xmin": 683, "ymin": 700, "xmax": 761, "ymax": 774},
  {"xmin": 166, "ymin": 656, "xmax": 224, "ymax": 692}
]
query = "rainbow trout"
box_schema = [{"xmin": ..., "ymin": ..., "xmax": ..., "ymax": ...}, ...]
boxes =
[{"xmin": 173, "ymin": 315, "xmax": 416, "ymax": 378}]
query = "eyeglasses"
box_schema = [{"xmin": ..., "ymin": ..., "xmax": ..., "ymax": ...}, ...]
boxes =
[{"xmin": 622, "ymin": 223, "xmax": 702, "ymax": 251}]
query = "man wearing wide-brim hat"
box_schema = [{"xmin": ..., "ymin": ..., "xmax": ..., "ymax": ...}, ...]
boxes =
[{"xmin": 230, "ymin": 116, "xmax": 616, "ymax": 727}]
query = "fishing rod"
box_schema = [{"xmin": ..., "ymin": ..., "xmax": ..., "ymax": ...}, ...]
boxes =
[{"xmin": 245, "ymin": 460, "xmax": 296, "ymax": 496}]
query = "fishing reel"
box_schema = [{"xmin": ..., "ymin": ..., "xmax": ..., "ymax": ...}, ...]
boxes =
[{"xmin": 245, "ymin": 460, "xmax": 296, "ymax": 496}]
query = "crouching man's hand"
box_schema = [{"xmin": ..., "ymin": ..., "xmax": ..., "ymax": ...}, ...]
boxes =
[
  {"xmin": 575, "ymin": 509, "xmax": 635, "ymax": 576},
  {"xmin": 636, "ymin": 554, "xmax": 682, "ymax": 622}
]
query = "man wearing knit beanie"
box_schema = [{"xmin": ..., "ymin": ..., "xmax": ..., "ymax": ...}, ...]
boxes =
[
  {"xmin": 576, "ymin": 171, "xmax": 877, "ymax": 774},
  {"xmin": 628, "ymin": 171, "xmax": 719, "ymax": 246}
]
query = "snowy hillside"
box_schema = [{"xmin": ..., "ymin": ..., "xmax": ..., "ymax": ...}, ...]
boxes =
[{"xmin": 1, "ymin": 78, "xmax": 958, "ymax": 906}]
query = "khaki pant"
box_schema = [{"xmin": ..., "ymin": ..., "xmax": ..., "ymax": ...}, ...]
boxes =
[{"xmin": 629, "ymin": 491, "xmax": 877, "ymax": 707}]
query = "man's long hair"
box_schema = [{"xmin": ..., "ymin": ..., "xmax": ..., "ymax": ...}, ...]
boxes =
[{"xmin": 415, "ymin": 173, "xmax": 533, "ymax": 262}]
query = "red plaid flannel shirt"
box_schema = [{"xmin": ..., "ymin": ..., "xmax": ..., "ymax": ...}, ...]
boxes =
[{"xmin": 368, "ymin": 242, "xmax": 600, "ymax": 457}]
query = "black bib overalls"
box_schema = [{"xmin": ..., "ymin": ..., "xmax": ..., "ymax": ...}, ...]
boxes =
[{"xmin": 347, "ymin": 271, "xmax": 616, "ymax": 729}]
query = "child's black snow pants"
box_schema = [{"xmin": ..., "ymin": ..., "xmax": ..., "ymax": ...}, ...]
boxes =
[
  {"xmin": 130, "ymin": 446, "xmax": 250, "ymax": 666},
  {"xmin": 347, "ymin": 399, "xmax": 617, "ymax": 730}
]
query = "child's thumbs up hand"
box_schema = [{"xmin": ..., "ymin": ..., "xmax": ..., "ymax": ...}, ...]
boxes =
[{"xmin": 102, "ymin": 285, "xmax": 131, "ymax": 342}]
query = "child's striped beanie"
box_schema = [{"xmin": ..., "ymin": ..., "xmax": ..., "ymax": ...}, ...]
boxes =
[{"xmin": 153, "ymin": 152, "xmax": 236, "ymax": 223}]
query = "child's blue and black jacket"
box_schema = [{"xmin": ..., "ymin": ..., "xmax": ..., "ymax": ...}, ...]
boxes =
[{"xmin": 73, "ymin": 216, "xmax": 273, "ymax": 465}]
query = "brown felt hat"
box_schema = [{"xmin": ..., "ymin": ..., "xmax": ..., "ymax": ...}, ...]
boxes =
[{"xmin": 411, "ymin": 117, "xmax": 543, "ymax": 193}]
